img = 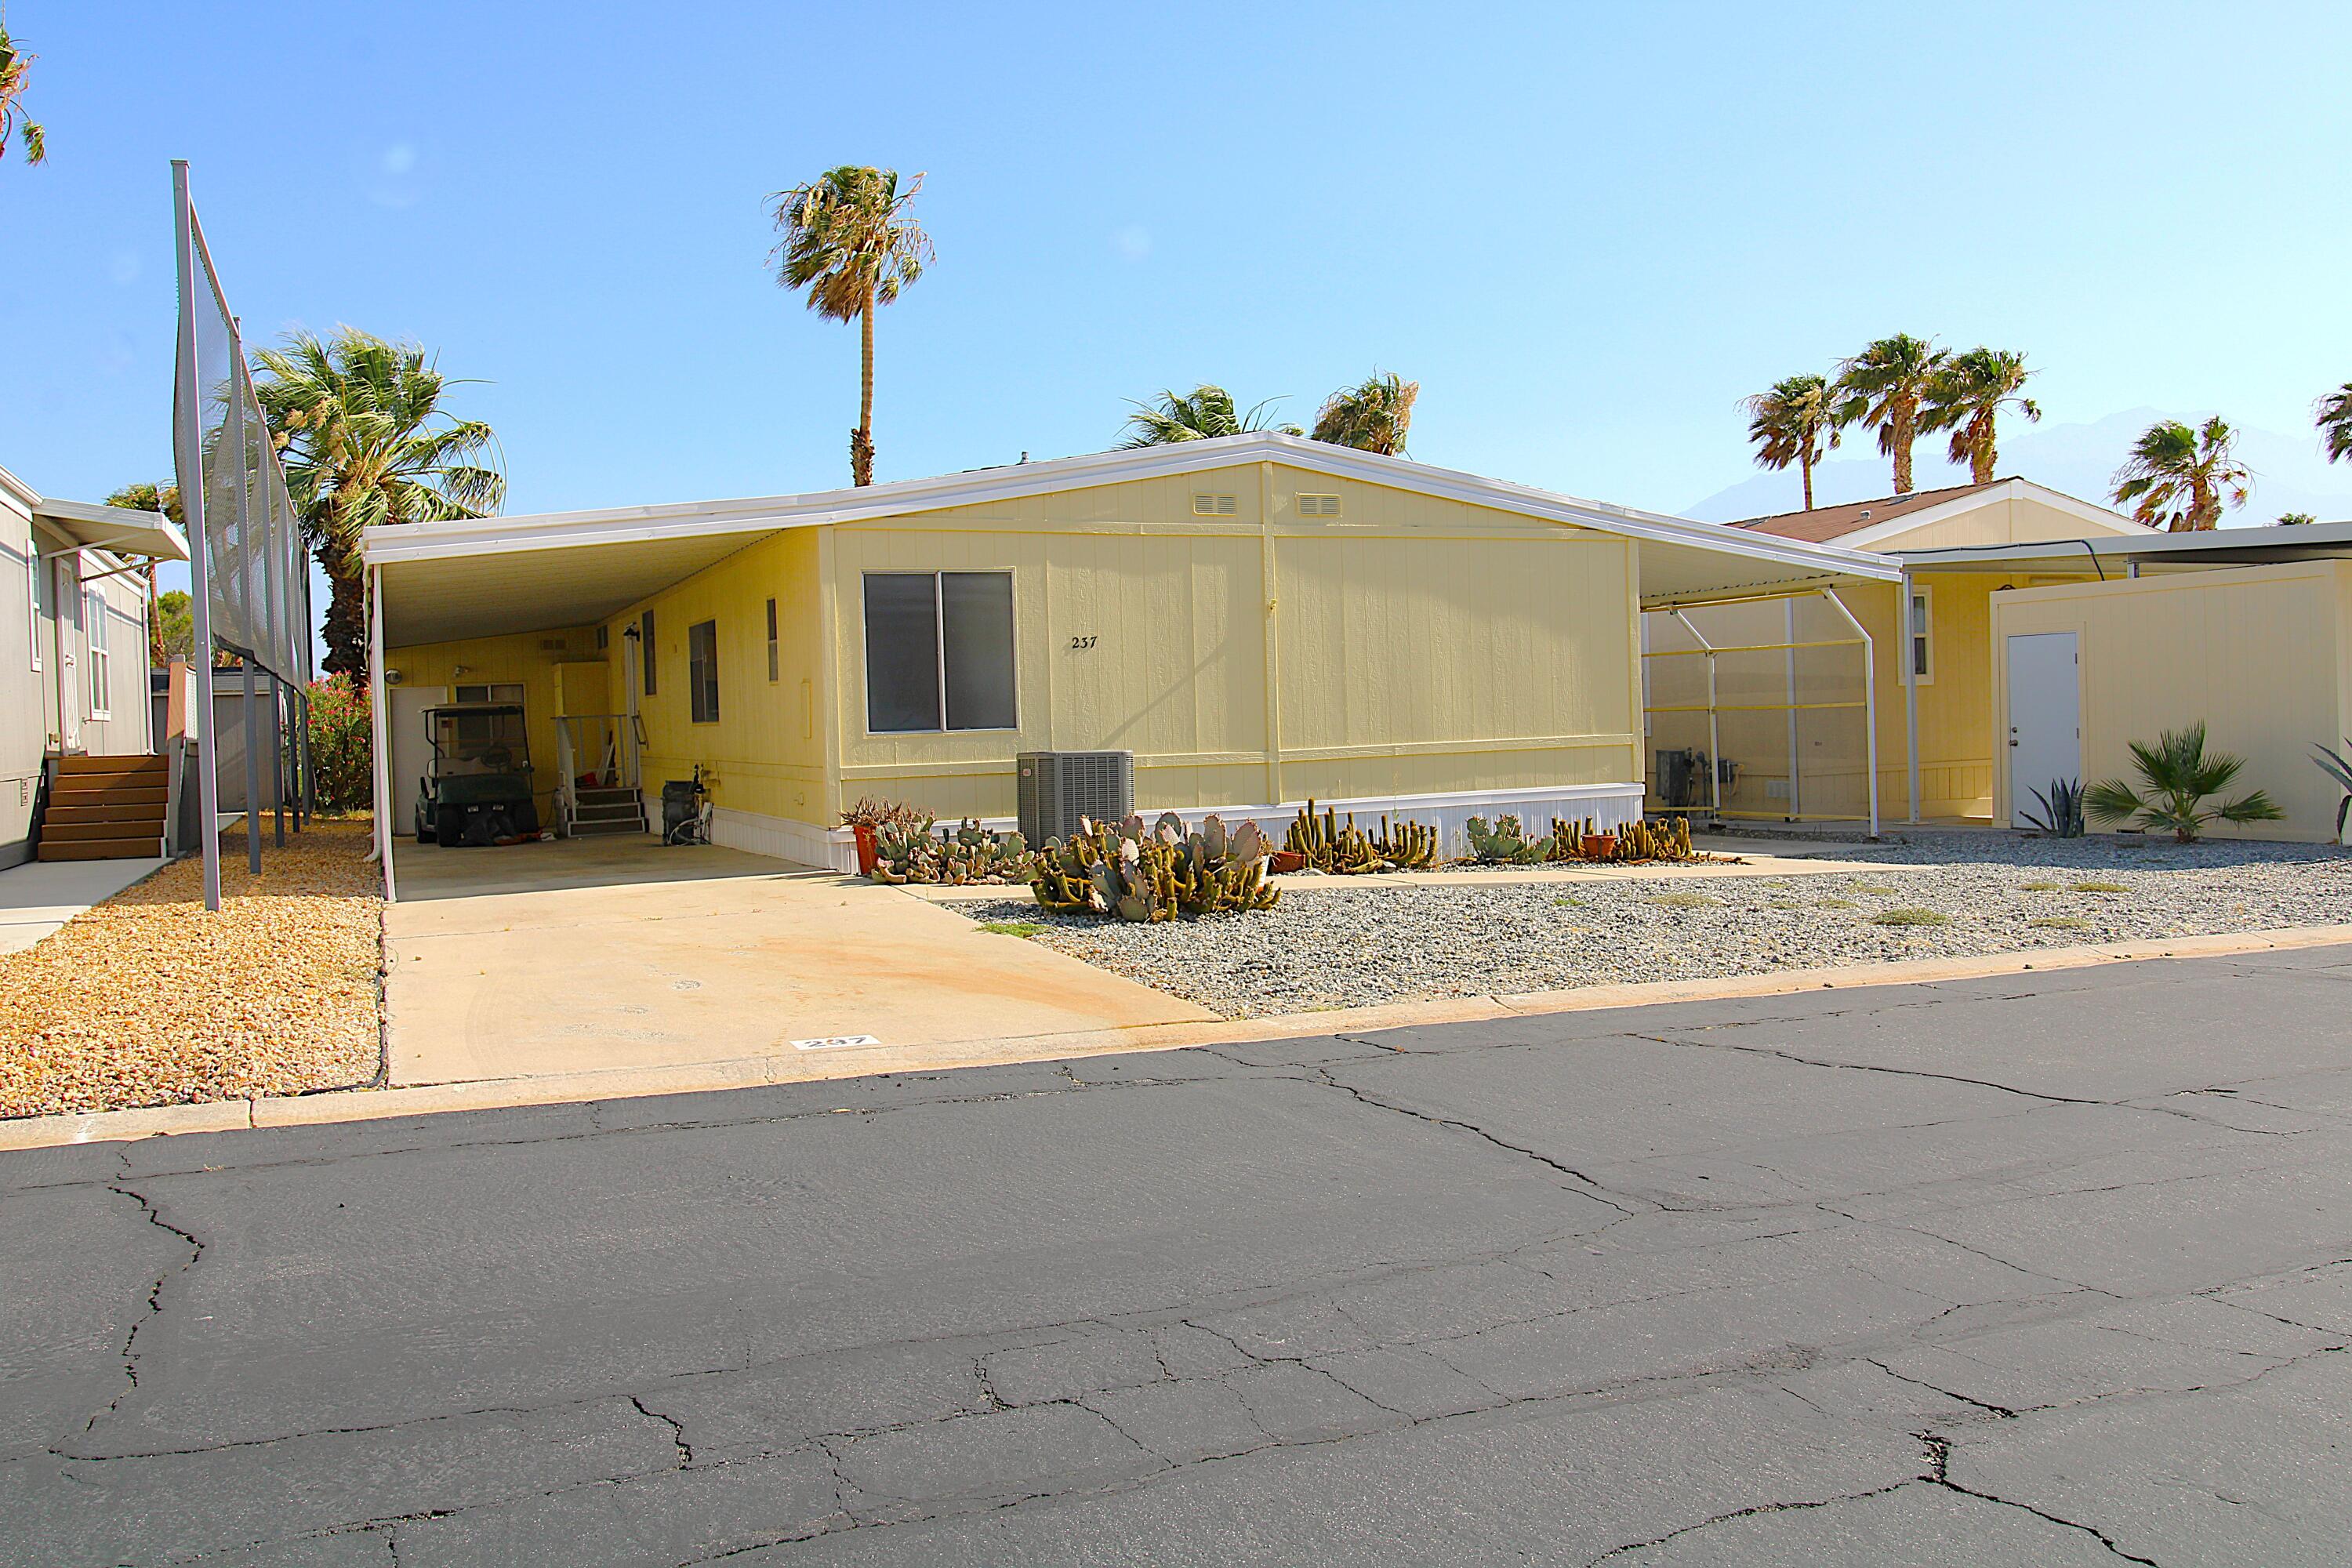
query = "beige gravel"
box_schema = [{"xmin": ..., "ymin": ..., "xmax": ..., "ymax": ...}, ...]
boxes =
[{"xmin": 0, "ymin": 818, "xmax": 383, "ymax": 1119}]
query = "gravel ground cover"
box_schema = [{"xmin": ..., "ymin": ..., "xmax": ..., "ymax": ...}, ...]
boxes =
[
  {"xmin": 952, "ymin": 834, "xmax": 2352, "ymax": 1018},
  {"xmin": 0, "ymin": 818, "xmax": 383, "ymax": 1119}
]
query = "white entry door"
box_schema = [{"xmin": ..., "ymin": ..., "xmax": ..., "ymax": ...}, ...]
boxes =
[
  {"xmin": 388, "ymin": 685, "xmax": 445, "ymax": 837},
  {"xmin": 54, "ymin": 558, "xmax": 81, "ymax": 753},
  {"xmin": 2006, "ymin": 632, "xmax": 2080, "ymax": 828}
]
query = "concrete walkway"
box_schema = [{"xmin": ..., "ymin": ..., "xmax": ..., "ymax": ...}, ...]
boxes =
[
  {"xmin": 0, "ymin": 854, "xmax": 168, "ymax": 954},
  {"xmin": 383, "ymin": 835, "xmax": 1212, "ymax": 1087}
]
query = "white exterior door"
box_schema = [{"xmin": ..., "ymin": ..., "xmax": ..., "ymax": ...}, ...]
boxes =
[
  {"xmin": 53, "ymin": 558, "xmax": 81, "ymax": 753},
  {"xmin": 388, "ymin": 685, "xmax": 445, "ymax": 837},
  {"xmin": 2006, "ymin": 632, "xmax": 2080, "ymax": 828}
]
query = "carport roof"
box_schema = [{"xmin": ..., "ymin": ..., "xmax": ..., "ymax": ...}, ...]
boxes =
[
  {"xmin": 365, "ymin": 434, "xmax": 1898, "ymax": 644},
  {"xmin": 1896, "ymin": 518, "xmax": 2352, "ymax": 576}
]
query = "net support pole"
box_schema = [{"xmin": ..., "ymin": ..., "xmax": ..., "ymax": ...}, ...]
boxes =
[
  {"xmin": 272, "ymin": 675, "xmax": 287, "ymax": 847},
  {"xmin": 1900, "ymin": 569, "xmax": 1922, "ymax": 825},
  {"xmin": 1668, "ymin": 608, "xmax": 1722, "ymax": 818},
  {"xmin": 172, "ymin": 162, "xmax": 223, "ymax": 913},
  {"xmin": 368, "ymin": 564, "xmax": 396, "ymax": 902},
  {"xmin": 242, "ymin": 660, "xmax": 263, "ymax": 873},
  {"xmin": 1820, "ymin": 586, "xmax": 1879, "ymax": 839}
]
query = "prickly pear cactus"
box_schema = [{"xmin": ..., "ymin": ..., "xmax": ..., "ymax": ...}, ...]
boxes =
[
  {"xmin": 869, "ymin": 815, "xmax": 1033, "ymax": 885},
  {"xmin": 1029, "ymin": 812, "xmax": 1280, "ymax": 921}
]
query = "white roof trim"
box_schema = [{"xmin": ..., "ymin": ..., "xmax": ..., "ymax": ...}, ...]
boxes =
[
  {"xmin": 363, "ymin": 433, "xmax": 1899, "ymax": 583},
  {"xmin": 1828, "ymin": 478, "xmax": 2153, "ymax": 551},
  {"xmin": 1897, "ymin": 517, "xmax": 2352, "ymax": 568}
]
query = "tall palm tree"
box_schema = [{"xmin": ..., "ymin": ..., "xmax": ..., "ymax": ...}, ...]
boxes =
[
  {"xmin": 2111, "ymin": 416, "xmax": 2250, "ymax": 532},
  {"xmin": 1922, "ymin": 347, "xmax": 2040, "ymax": 484},
  {"xmin": 0, "ymin": 21, "xmax": 45, "ymax": 165},
  {"xmin": 1834, "ymin": 334, "xmax": 1947, "ymax": 494},
  {"xmin": 2314, "ymin": 382, "xmax": 2352, "ymax": 466},
  {"xmin": 1311, "ymin": 371, "xmax": 1419, "ymax": 456},
  {"xmin": 104, "ymin": 481, "xmax": 183, "ymax": 669},
  {"xmin": 1740, "ymin": 373, "xmax": 1842, "ymax": 510},
  {"xmin": 1119, "ymin": 385, "xmax": 1301, "ymax": 447},
  {"xmin": 251, "ymin": 327, "xmax": 503, "ymax": 680},
  {"xmin": 768, "ymin": 166, "xmax": 932, "ymax": 487}
]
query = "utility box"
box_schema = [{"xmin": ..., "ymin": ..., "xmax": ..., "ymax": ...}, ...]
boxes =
[{"xmin": 1017, "ymin": 750, "xmax": 1134, "ymax": 844}]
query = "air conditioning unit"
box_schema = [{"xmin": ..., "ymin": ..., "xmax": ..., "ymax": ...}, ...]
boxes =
[{"xmin": 1018, "ymin": 750, "xmax": 1134, "ymax": 844}]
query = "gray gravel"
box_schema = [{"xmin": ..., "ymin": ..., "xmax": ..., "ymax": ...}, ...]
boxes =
[{"xmin": 956, "ymin": 836, "xmax": 2352, "ymax": 1018}]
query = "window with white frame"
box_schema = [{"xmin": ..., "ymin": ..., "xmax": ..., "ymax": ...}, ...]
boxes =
[
  {"xmin": 688, "ymin": 619, "xmax": 720, "ymax": 723},
  {"xmin": 86, "ymin": 586, "xmax": 111, "ymax": 717},
  {"xmin": 862, "ymin": 571, "xmax": 1016, "ymax": 733},
  {"xmin": 24, "ymin": 546, "xmax": 40, "ymax": 671},
  {"xmin": 1908, "ymin": 586, "xmax": 1934, "ymax": 684}
]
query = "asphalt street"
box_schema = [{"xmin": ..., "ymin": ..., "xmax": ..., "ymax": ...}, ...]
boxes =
[{"xmin": 5, "ymin": 946, "xmax": 2351, "ymax": 1565}]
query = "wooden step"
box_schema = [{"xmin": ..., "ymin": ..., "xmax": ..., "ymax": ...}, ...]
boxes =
[
  {"xmin": 568, "ymin": 818, "xmax": 649, "ymax": 837},
  {"xmin": 56, "ymin": 754, "xmax": 168, "ymax": 777},
  {"xmin": 42, "ymin": 818, "xmax": 166, "ymax": 842},
  {"xmin": 575, "ymin": 788, "xmax": 641, "ymax": 806},
  {"xmin": 38, "ymin": 837, "xmax": 162, "ymax": 861},
  {"xmin": 45, "ymin": 801, "xmax": 168, "ymax": 826},
  {"xmin": 574, "ymin": 802, "xmax": 644, "ymax": 822},
  {"xmin": 52, "ymin": 786, "xmax": 169, "ymax": 808}
]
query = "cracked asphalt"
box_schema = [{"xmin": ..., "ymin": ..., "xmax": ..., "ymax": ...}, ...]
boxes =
[{"xmin": 5, "ymin": 948, "xmax": 2351, "ymax": 1565}]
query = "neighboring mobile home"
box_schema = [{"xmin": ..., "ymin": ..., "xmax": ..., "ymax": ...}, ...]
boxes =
[
  {"xmin": 1, "ymin": 465, "xmax": 185, "ymax": 869},
  {"xmin": 363, "ymin": 434, "xmax": 1900, "ymax": 882}
]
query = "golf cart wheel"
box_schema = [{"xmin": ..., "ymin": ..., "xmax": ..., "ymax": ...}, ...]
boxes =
[
  {"xmin": 415, "ymin": 805, "xmax": 435, "ymax": 844},
  {"xmin": 437, "ymin": 805, "xmax": 466, "ymax": 847}
]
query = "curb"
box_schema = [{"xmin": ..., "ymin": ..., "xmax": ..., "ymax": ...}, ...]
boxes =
[{"xmin": 7, "ymin": 922, "xmax": 2351, "ymax": 1153}]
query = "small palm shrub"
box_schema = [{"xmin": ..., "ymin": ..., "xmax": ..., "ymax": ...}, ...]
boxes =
[
  {"xmin": 2312, "ymin": 739, "xmax": 2352, "ymax": 843},
  {"xmin": 2020, "ymin": 778, "xmax": 2085, "ymax": 837},
  {"xmin": 2085, "ymin": 723, "xmax": 2283, "ymax": 844}
]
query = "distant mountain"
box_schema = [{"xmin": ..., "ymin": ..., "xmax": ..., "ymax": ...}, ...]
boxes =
[{"xmin": 1682, "ymin": 408, "xmax": 2352, "ymax": 527}]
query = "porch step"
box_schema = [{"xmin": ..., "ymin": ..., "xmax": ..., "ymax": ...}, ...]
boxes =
[
  {"xmin": 38, "ymin": 835, "xmax": 162, "ymax": 861},
  {"xmin": 568, "ymin": 818, "xmax": 649, "ymax": 837},
  {"xmin": 575, "ymin": 787, "xmax": 640, "ymax": 806},
  {"xmin": 42, "ymin": 818, "xmax": 165, "ymax": 842},
  {"xmin": 53, "ymin": 784, "xmax": 168, "ymax": 808},
  {"xmin": 573, "ymin": 801, "xmax": 644, "ymax": 822},
  {"xmin": 57, "ymin": 753, "xmax": 168, "ymax": 777},
  {"xmin": 45, "ymin": 800, "xmax": 169, "ymax": 826}
]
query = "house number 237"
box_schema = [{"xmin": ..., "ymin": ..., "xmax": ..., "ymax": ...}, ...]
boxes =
[{"xmin": 1068, "ymin": 635, "xmax": 1098, "ymax": 650}]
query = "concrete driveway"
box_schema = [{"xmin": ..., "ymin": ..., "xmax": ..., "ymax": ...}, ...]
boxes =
[
  {"xmin": 383, "ymin": 835, "xmax": 1211, "ymax": 1086},
  {"xmin": 5, "ymin": 946, "xmax": 2350, "ymax": 1564}
]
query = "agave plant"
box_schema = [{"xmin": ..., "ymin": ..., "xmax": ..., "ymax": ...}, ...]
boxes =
[
  {"xmin": 2312, "ymin": 739, "xmax": 2352, "ymax": 843},
  {"xmin": 2084, "ymin": 723, "xmax": 2283, "ymax": 844},
  {"xmin": 2020, "ymin": 778, "xmax": 2085, "ymax": 838}
]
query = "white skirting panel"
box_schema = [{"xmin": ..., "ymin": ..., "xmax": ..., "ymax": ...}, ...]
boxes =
[
  {"xmin": 704, "ymin": 782, "xmax": 1646, "ymax": 872},
  {"xmin": 709, "ymin": 805, "xmax": 855, "ymax": 871}
]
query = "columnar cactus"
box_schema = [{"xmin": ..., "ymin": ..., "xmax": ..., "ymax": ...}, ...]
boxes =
[{"xmin": 1283, "ymin": 800, "xmax": 1437, "ymax": 873}]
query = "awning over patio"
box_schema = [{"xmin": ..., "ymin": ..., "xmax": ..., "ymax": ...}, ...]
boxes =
[{"xmin": 28, "ymin": 493, "xmax": 189, "ymax": 563}]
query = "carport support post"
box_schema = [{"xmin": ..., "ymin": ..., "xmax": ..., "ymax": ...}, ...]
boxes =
[
  {"xmin": 1820, "ymin": 587, "xmax": 1878, "ymax": 839},
  {"xmin": 1668, "ymin": 608, "xmax": 1722, "ymax": 818},
  {"xmin": 242, "ymin": 661, "xmax": 263, "ymax": 873},
  {"xmin": 1900, "ymin": 569, "xmax": 1921, "ymax": 825},
  {"xmin": 368, "ymin": 564, "xmax": 396, "ymax": 902},
  {"xmin": 1783, "ymin": 597, "xmax": 1801, "ymax": 819},
  {"xmin": 172, "ymin": 162, "xmax": 222, "ymax": 912}
]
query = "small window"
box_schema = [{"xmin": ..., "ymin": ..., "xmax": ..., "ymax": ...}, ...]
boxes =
[
  {"xmin": 1296, "ymin": 492, "xmax": 1341, "ymax": 517},
  {"xmin": 24, "ymin": 546, "xmax": 39, "ymax": 672},
  {"xmin": 1190, "ymin": 493, "xmax": 1238, "ymax": 517},
  {"xmin": 454, "ymin": 682, "xmax": 525, "ymax": 704},
  {"xmin": 640, "ymin": 610, "xmax": 656, "ymax": 695},
  {"xmin": 688, "ymin": 619, "xmax": 720, "ymax": 723},
  {"xmin": 766, "ymin": 597, "xmax": 779, "ymax": 683},
  {"xmin": 86, "ymin": 587, "xmax": 111, "ymax": 718},
  {"xmin": 1909, "ymin": 588, "xmax": 1933, "ymax": 684},
  {"xmin": 862, "ymin": 571, "xmax": 1017, "ymax": 733}
]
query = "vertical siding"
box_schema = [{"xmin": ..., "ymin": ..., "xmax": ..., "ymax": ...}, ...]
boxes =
[{"xmin": 1991, "ymin": 562, "xmax": 2347, "ymax": 841}]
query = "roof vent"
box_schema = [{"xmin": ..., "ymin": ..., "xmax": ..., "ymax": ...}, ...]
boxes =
[
  {"xmin": 1296, "ymin": 493, "xmax": 1341, "ymax": 517},
  {"xmin": 1192, "ymin": 493, "xmax": 1238, "ymax": 517}
]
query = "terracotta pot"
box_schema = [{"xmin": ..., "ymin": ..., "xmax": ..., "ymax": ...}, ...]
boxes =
[
  {"xmin": 1582, "ymin": 833, "xmax": 1618, "ymax": 861},
  {"xmin": 1268, "ymin": 850, "xmax": 1309, "ymax": 874},
  {"xmin": 852, "ymin": 822, "xmax": 879, "ymax": 877}
]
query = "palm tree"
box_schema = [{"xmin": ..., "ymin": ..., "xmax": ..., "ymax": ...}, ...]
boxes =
[
  {"xmin": 1311, "ymin": 372, "xmax": 1419, "ymax": 456},
  {"xmin": 1922, "ymin": 347, "xmax": 2040, "ymax": 484},
  {"xmin": 104, "ymin": 481, "xmax": 183, "ymax": 669},
  {"xmin": 2110, "ymin": 416, "xmax": 2250, "ymax": 532},
  {"xmin": 1119, "ymin": 386, "xmax": 1301, "ymax": 447},
  {"xmin": 2085, "ymin": 722, "xmax": 2282, "ymax": 843},
  {"xmin": 251, "ymin": 328, "xmax": 503, "ymax": 681},
  {"xmin": 0, "ymin": 21, "xmax": 45, "ymax": 165},
  {"xmin": 1834, "ymin": 334, "xmax": 1948, "ymax": 494},
  {"xmin": 2314, "ymin": 383, "xmax": 2352, "ymax": 466},
  {"xmin": 1740, "ymin": 373, "xmax": 1842, "ymax": 510},
  {"xmin": 768, "ymin": 166, "xmax": 932, "ymax": 487}
]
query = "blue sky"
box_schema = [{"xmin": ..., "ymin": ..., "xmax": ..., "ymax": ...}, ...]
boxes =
[{"xmin": 7, "ymin": 0, "xmax": 2352, "ymax": 571}]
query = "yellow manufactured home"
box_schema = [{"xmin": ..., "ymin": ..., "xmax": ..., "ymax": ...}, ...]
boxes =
[{"xmin": 363, "ymin": 434, "xmax": 1896, "ymax": 884}]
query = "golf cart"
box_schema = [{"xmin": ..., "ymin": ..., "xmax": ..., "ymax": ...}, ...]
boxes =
[{"xmin": 412, "ymin": 702, "xmax": 542, "ymax": 846}]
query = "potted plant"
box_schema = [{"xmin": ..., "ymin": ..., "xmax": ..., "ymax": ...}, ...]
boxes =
[{"xmin": 1582, "ymin": 830, "xmax": 1618, "ymax": 860}]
